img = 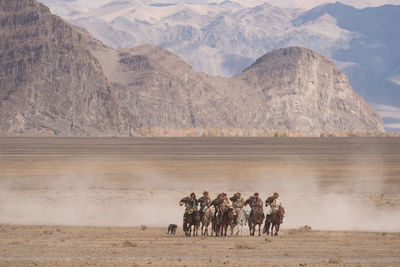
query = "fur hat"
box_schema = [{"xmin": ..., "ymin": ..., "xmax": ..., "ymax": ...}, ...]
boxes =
[
  {"xmin": 203, "ymin": 190, "xmax": 209, "ymax": 195},
  {"xmin": 190, "ymin": 192, "xmax": 196, "ymax": 198},
  {"xmin": 274, "ymin": 192, "xmax": 279, "ymax": 197},
  {"xmin": 253, "ymin": 192, "xmax": 259, "ymax": 196}
]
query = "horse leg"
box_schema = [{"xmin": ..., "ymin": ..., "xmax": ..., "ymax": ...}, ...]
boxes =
[
  {"xmin": 263, "ymin": 221, "xmax": 268, "ymax": 234},
  {"xmin": 265, "ymin": 221, "xmax": 271, "ymax": 235},
  {"xmin": 248, "ymin": 222, "xmax": 252, "ymax": 236},
  {"xmin": 275, "ymin": 224, "xmax": 280, "ymax": 236}
]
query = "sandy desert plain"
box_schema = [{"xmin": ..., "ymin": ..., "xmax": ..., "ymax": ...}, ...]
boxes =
[{"xmin": 0, "ymin": 137, "xmax": 400, "ymax": 266}]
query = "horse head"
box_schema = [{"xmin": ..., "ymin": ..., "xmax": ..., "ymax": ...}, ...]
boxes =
[
  {"xmin": 278, "ymin": 206, "xmax": 285, "ymax": 216},
  {"xmin": 226, "ymin": 208, "xmax": 234, "ymax": 217}
]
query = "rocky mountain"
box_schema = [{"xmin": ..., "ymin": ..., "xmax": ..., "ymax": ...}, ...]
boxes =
[
  {"xmin": 0, "ymin": 0, "xmax": 384, "ymax": 136},
  {"xmin": 293, "ymin": 2, "xmax": 400, "ymax": 131},
  {"xmin": 0, "ymin": 0, "xmax": 121, "ymax": 135},
  {"xmin": 38, "ymin": 0, "xmax": 400, "ymax": 131}
]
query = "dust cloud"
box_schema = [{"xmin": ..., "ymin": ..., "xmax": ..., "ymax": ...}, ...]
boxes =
[{"xmin": 0, "ymin": 159, "xmax": 399, "ymax": 232}]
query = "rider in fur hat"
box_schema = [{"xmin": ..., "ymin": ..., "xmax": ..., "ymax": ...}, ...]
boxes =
[
  {"xmin": 198, "ymin": 190, "xmax": 211, "ymax": 214},
  {"xmin": 182, "ymin": 192, "xmax": 198, "ymax": 229},
  {"xmin": 266, "ymin": 192, "xmax": 284, "ymax": 222},
  {"xmin": 219, "ymin": 192, "xmax": 232, "ymax": 214},
  {"xmin": 231, "ymin": 192, "xmax": 245, "ymax": 222}
]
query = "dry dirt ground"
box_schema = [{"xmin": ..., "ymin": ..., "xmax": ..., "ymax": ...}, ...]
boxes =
[
  {"xmin": 1, "ymin": 137, "xmax": 400, "ymax": 266},
  {"xmin": 1, "ymin": 225, "xmax": 400, "ymax": 266}
]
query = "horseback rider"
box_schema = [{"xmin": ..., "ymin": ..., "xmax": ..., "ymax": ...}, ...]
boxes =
[
  {"xmin": 266, "ymin": 192, "xmax": 283, "ymax": 223},
  {"xmin": 253, "ymin": 192, "xmax": 263, "ymax": 210},
  {"xmin": 247, "ymin": 192, "xmax": 263, "ymax": 217},
  {"xmin": 231, "ymin": 192, "xmax": 244, "ymax": 215},
  {"xmin": 188, "ymin": 192, "xmax": 198, "ymax": 210},
  {"xmin": 199, "ymin": 190, "xmax": 211, "ymax": 213},
  {"xmin": 231, "ymin": 192, "xmax": 244, "ymax": 223},
  {"xmin": 183, "ymin": 192, "xmax": 198, "ymax": 226},
  {"xmin": 219, "ymin": 192, "xmax": 232, "ymax": 215}
]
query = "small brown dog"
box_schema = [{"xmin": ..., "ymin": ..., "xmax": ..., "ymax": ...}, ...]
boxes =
[{"xmin": 167, "ymin": 224, "xmax": 177, "ymax": 235}]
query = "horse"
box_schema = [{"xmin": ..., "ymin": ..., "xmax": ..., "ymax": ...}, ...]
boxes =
[
  {"xmin": 187, "ymin": 209, "xmax": 201, "ymax": 236},
  {"xmin": 248, "ymin": 207, "xmax": 264, "ymax": 236},
  {"xmin": 264, "ymin": 206, "xmax": 285, "ymax": 236},
  {"xmin": 212, "ymin": 210, "xmax": 222, "ymax": 236},
  {"xmin": 232, "ymin": 206, "xmax": 250, "ymax": 236},
  {"xmin": 201, "ymin": 206, "xmax": 214, "ymax": 236},
  {"xmin": 179, "ymin": 197, "xmax": 191, "ymax": 235},
  {"xmin": 220, "ymin": 208, "xmax": 234, "ymax": 236}
]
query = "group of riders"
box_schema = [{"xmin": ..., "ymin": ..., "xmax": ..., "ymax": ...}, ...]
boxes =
[{"xmin": 180, "ymin": 190, "xmax": 284, "ymax": 236}]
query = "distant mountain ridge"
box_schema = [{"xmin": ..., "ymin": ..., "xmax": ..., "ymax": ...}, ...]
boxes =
[
  {"xmin": 38, "ymin": 0, "xmax": 400, "ymax": 131},
  {"xmin": 0, "ymin": 0, "xmax": 384, "ymax": 136}
]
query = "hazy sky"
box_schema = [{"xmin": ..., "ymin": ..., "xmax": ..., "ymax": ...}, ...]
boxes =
[
  {"xmin": 42, "ymin": 0, "xmax": 400, "ymax": 10},
  {"xmin": 228, "ymin": 0, "xmax": 400, "ymax": 9}
]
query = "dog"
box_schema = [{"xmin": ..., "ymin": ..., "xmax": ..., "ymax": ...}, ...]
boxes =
[{"xmin": 167, "ymin": 224, "xmax": 177, "ymax": 235}]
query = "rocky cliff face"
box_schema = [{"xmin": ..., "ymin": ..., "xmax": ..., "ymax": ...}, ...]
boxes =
[
  {"xmin": 0, "ymin": 0, "xmax": 119, "ymax": 135},
  {"xmin": 0, "ymin": 0, "xmax": 384, "ymax": 136},
  {"xmin": 236, "ymin": 47, "xmax": 384, "ymax": 132}
]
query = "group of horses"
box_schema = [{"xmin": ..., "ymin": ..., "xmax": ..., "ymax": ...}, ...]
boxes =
[{"xmin": 180, "ymin": 196, "xmax": 285, "ymax": 237}]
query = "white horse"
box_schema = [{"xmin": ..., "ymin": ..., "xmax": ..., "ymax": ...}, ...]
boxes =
[
  {"xmin": 201, "ymin": 206, "xmax": 215, "ymax": 236},
  {"xmin": 233, "ymin": 206, "xmax": 250, "ymax": 236}
]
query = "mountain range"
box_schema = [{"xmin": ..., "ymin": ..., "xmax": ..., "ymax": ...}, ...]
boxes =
[
  {"xmin": 0, "ymin": 0, "xmax": 384, "ymax": 136},
  {"xmin": 36, "ymin": 0, "xmax": 400, "ymax": 131}
]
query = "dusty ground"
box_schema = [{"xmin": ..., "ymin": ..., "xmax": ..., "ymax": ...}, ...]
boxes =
[
  {"xmin": 0, "ymin": 137, "xmax": 400, "ymax": 266},
  {"xmin": 1, "ymin": 225, "xmax": 400, "ymax": 266}
]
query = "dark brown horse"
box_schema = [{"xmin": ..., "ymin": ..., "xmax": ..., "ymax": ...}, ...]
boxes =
[
  {"xmin": 220, "ymin": 208, "xmax": 234, "ymax": 236},
  {"xmin": 212, "ymin": 210, "xmax": 222, "ymax": 236},
  {"xmin": 179, "ymin": 197, "xmax": 191, "ymax": 235},
  {"xmin": 264, "ymin": 206, "xmax": 285, "ymax": 236},
  {"xmin": 248, "ymin": 207, "xmax": 264, "ymax": 236},
  {"xmin": 187, "ymin": 209, "xmax": 201, "ymax": 236}
]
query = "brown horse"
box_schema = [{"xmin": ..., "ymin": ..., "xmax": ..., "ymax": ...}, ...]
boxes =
[
  {"xmin": 248, "ymin": 207, "xmax": 264, "ymax": 236},
  {"xmin": 187, "ymin": 209, "xmax": 201, "ymax": 236},
  {"xmin": 264, "ymin": 206, "xmax": 285, "ymax": 236},
  {"xmin": 212, "ymin": 210, "xmax": 222, "ymax": 236},
  {"xmin": 220, "ymin": 208, "xmax": 234, "ymax": 236}
]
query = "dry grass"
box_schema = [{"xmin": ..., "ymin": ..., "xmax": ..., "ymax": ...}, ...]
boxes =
[
  {"xmin": 43, "ymin": 230, "xmax": 53, "ymax": 235},
  {"xmin": 288, "ymin": 225, "xmax": 312, "ymax": 235},
  {"xmin": 328, "ymin": 256, "xmax": 343, "ymax": 264},
  {"xmin": 136, "ymin": 126, "xmax": 396, "ymax": 138},
  {"xmin": 299, "ymin": 225, "xmax": 312, "ymax": 232},
  {"xmin": 123, "ymin": 240, "xmax": 137, "ymax": 248},
  {"xmin": 234, "ymin": 242, "xmax": 253, "ymax": 250}
]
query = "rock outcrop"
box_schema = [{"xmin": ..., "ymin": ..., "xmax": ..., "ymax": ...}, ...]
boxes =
[
  {"xmin": 235, "ymin": 47, "xmax": 384, "ymax": 132},
  {"xmin": 0, "ymin": 0, "xmax": 119, "ymax": 135},
  {"xmin": 0, "ymin": 0, "xmax": 384, "ymax": 136}
]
